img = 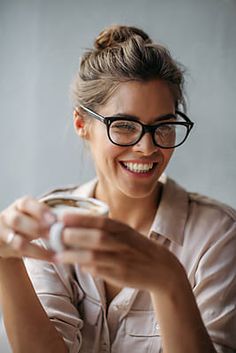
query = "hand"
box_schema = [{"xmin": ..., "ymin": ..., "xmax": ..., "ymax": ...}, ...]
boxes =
[
  {"xmin": 53, "ymin": 213, "xmax": 182, "ymax": 293},
  {"xmin": 0, "ymin": 196, "xmax": 56, "ymax": 261}
]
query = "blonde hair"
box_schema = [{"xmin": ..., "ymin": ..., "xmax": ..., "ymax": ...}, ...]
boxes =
[{"xmin": 71, "ymin": 25, "xmax": 186, "ymax": 112}]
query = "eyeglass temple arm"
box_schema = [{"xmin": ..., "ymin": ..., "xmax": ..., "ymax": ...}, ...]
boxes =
[
  {"xmin": 176, "ymin": 110, "xmax": 194, "ymax": 125},
  {"xmin": 79, "ymin": 105, "xmax": 194, "ymax": 131},
  {"xmin": 79, "ymin": 104, "xmax": 105, "ymax": 123}
]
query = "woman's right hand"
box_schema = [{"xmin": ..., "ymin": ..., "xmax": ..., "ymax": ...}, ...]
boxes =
[{"xmin": 0, "ymin": 196, "xmax": 56, "ymax": 261}]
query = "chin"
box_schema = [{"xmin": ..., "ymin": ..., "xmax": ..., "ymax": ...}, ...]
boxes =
[{"xmin": 118, "ymin": 181, "xmax": 159, "ymax": 199}]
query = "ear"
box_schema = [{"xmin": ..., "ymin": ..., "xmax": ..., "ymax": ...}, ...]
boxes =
[{"xmin": 73, "ymin": 109, "xmax": 89, "ymax": 139}]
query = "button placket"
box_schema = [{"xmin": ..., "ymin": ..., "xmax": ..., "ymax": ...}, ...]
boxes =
[{"xmin": 101, "ymin": 341, "xmax": 109, "ymax": 353}]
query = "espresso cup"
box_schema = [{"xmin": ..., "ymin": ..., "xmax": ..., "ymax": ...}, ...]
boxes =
[{"xmin": 40, "ymin": 195, "xmax": 109, "ymax": 252}]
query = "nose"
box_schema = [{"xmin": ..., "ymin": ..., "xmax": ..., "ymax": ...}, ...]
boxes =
[{"xmin": 132, "ymin": 132, "xmax": 157, "ymax": 155}]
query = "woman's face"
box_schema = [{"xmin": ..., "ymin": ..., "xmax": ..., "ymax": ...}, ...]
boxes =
[{"xmin": 77, "ymin": 79, "xmax": 175, "ymax": 200}]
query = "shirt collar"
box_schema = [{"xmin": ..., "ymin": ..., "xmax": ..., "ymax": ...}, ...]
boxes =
[
  {"xmin": 73, "ymin": 175, "xmax": 189, "ymax": 246},
  {"xmin": 150, "ymin": 176, "xmax": 189, "ymax": 245}
]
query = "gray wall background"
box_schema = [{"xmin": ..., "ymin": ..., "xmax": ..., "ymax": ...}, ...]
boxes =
[
  {"xmin": 0, "ymin": 1, "xmax": 236, "ymax": 351},
  {"xmin": 0, "ymin": 0, "xmax": 236, "ymax": 211}
]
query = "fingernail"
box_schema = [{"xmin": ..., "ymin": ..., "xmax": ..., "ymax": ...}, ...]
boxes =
[{"xmin": 43, "ymin": 212, "xmax": 56, "ymax": 226}]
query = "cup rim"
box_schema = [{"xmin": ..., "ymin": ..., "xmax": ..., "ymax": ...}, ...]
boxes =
[{"xmin": 40, "ymin": 194, "xmax": 109, "ymax": 215}]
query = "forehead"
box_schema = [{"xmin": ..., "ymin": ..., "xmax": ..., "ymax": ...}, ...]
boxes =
[{"xmin": 97, "ymin": 79, "xmax": 175, "ymax": 119}]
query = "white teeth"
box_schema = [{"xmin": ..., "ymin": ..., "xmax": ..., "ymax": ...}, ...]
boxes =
[{"xmin": 123, "ymin": 162, "xmax": 154, "ymax": 173}]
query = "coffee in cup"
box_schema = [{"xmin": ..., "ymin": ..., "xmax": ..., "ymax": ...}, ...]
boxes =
[{"xmin": 40, "ymin": 195, "xmax": 109, "ymax": 252}]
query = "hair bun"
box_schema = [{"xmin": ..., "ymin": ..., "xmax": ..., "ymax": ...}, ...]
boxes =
[{"xmin": 94, "ymin": 25, "xmax": 151, "ymax": 50}]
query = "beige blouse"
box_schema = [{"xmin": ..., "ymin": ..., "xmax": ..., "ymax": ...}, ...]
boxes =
[{"xmin": 24, "ymin": 176, "xmax": 236, "ymax": 353}]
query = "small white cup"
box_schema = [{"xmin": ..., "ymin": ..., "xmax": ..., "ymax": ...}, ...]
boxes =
[{"xmin": 40, "ymin": 195, "xmax": 109, "ymax": 252}]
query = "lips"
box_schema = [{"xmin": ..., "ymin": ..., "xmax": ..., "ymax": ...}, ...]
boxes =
[
  {"xmin": 122, "ymin": 161, "xmax": 155, "ymax": 172},
  {"xmin": 119, "ymin": 161, "xmax": 158, "ymax": 176}
]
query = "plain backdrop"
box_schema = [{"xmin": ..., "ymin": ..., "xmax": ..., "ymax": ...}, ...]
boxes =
[
  {"xmin": 1, "ymin": 0, "xmax": 236, "ymax": 211},
  {"xmin": 0, "ymin": 1, "xmax": 236, "ymax": 351}
]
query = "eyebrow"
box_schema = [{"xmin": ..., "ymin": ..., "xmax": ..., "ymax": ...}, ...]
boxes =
[{"xmin": 108, "ymin": 113, "xmax": 176, "ymax": 123}]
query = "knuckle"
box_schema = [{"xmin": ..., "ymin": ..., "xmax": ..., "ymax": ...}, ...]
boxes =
[
  {"xmin": 12, "ymin": 236, "xmax": 27, "ymax": 253},
  {"xmin": 98, "ymin": 217, "xmax": 107, "ymax": 229},
  {"xmin": 11, "ymin": 213, "xmax": 22, "ymax": 229},
  {"xmin": 65, "ymin": 232, "xmax": 72, "ymax": 244},
  {"xmin": 33, "ymin": 223, "xmax": 41, "ymax": 236},
  {"xmin": 96, "ymin": 230, "xmax": 106, "ymax": 245},
  {"xmin": 63, "ymin": 229, "xmax": 74, "ymax": 244},
  {"xmin": 17, "ymin": 196, "xmax": 28, "ymax": 207},
  {"xmin": 89, "ymin": 251, "xmax": 98, "ymax": 262},
  {"xmin": 16, "ymin": 195, "xmax": 32, "ymax": 210}
]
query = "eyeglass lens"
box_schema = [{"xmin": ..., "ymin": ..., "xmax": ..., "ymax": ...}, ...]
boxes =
[{"xmin": 109, "ymin": 120, "xmax": 188, "ymax": 148}]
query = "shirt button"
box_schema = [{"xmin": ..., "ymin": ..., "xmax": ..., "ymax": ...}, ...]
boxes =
[{"xmin": 101, "ymin": 341, "xmax": 108, "ymax": 352}]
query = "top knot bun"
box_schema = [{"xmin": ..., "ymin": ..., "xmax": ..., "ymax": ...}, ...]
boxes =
[{"xmin": 94, "ymin": 25, "xmax": 152, "ymax": 50}]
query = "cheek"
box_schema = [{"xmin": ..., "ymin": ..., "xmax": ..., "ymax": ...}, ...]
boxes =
[
  {"xmin": 162, "ymin": 149, "xmax": 174, "ymax": 165},
  {"xmin": 89, "ymin": 131, "xmax": 122, "ymax": 167},
  {"xmin": 103, "ymin": 145, "xmax": 124, "ymax": 165}
]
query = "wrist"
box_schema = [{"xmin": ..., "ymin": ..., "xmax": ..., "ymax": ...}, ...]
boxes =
[
  {"xmin": 0, "ymin": 257, "xmax": 24, "ymax": 272},
  {"xmin": 0, "ymin": 257, "xmax": 23, "ymax": 263},
  {"xmin": 150, "ymin": 254, "xmax": 189, "ymax": 297}
]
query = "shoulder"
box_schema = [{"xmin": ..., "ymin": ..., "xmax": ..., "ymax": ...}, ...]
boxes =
[
  {"xmin": 182, "ymin": 186, "xmax": 236, "ymax": 247},
  {"xmin": 188, "ymin": 191, "xmax": 236, "ymax": 223},
  {"xmin": 164, "ymin": 177, "xmax": 236, "ymax": 245},
  {"xmin": 165, "ymin": 176, "xmax": 236, "ymax": 223}
]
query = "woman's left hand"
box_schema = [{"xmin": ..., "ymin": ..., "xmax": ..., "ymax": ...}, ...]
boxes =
[{"xmin": 53, "ymin": 213, "xmax": 183, "ymax": 293}]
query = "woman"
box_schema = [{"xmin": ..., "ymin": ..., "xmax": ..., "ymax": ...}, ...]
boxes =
[{"xmin": 0, "ymin": 25, "xmax": 235, "ymax": 353}]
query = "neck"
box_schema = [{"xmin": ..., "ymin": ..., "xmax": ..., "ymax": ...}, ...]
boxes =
[{"xmin": 94, "ymin": 181, "xmax": 162, "ymax": 234}]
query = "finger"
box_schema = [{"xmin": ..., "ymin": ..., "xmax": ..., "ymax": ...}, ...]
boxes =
[
  {"xmin": 0, "ymin": 224, "xmax": 13, "ymax": 245},
  {"xmin": 1, "ymin": 209, "xmax": 50, "ymax": 240},
  {"xmin": 81, "ymin": 264, "xmax": 114, "ymax": 278},
  {"xmin": 53, "ymin": 249, "xmax": 118, "ymax": 265},
  {"xmin": 1, "ymin": 231, "xmax": 54, "ymax": 261},
  {"xmin": 23, "ymin": 243, "xmax": 55, "ymax": 261},
  {"xmin": 0, "ymin": 222, "xmax": 21, "ymax": 246},
  {"xmin": 80, "ymin": 263, "xmax": 132, "ymax": 288},
  {"xmin": 15, "ymin": 196, "xmax": 56, "ymax": 226},
  {"xmin": 59, "ymin": 213, "xmax": 148, "ymax": 253},
  {"xmin": 53, "ymin": 251, "xmax": 131, "ymax": 287},
  {"xmin": 60, "ymin": 213, "xmax": 123, "ymax": 233},
  {"xmin": 62, "ymin": 227, "xmax": 128, "ymax": 251}
]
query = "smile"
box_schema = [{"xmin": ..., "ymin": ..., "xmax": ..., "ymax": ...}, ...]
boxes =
[{"xmin": 119, "ymin": 161, "xmax": 157, "ymax": 175}]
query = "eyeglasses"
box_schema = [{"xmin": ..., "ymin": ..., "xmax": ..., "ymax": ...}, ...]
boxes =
[{"xmin": 79, "ymin": 104, "xmax": 194, "ymax": 149}]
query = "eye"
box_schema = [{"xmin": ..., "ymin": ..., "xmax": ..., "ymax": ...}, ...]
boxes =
[
  {"xmin": 157, "ymin": 124, "xmax": 176, "ymax": 135},
  {"xmin": 111, "ymin": 121, "xmax": 140, "ymax": 134}
]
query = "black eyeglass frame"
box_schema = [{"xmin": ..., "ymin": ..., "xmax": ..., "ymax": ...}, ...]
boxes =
[{"xmin": 79, "ymin": 104, "xmax": 194, "ymax": 149}]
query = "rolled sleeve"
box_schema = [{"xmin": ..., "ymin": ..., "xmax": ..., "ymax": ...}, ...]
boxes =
[
  {"xmin": 24, "ymin": 254, "xmax": 84, "ymax": 353},
  {"xmin": 194, "ymin": 220, "xmax": 236, "ymax": 352}
]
